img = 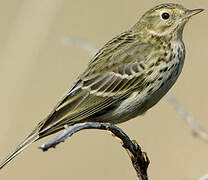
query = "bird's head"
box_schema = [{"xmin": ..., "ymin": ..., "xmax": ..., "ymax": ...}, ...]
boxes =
[{"xmin": 132, "ymin": 3, "xmax": 204, "ymax": 39}]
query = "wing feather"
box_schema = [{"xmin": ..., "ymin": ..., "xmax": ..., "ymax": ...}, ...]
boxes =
[{"xmin": 38, "ymin": 31, "xmax": 153, "ymax": 136}]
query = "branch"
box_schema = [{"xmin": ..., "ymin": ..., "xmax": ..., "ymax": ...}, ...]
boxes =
[
  {"xmin": 61, "ymin": 37, "xmax": 98, "ymax": 55},
  {"xmin": 166, "ymin": 94, "xmax": 208, "ymax": 143},
  {"xmin": 61, "ymin": 36, "xmax": 208, "ymax": 143},
  {"xmin": 199, "ymin": 174, "xmax": 208, "ymax": 180},
  {"xmin": 40, "ymin": 123, "xmax": 150, "ymax": 180}
]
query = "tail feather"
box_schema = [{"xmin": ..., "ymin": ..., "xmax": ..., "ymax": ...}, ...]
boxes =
[{"xmin": 0, "ymin": 133, "xmax": 39, "ymax": 169}]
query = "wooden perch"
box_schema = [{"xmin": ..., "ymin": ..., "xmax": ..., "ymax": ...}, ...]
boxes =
[{"xmin": 40, "ymin": 122, "xmax": 150, "ymax": 180}]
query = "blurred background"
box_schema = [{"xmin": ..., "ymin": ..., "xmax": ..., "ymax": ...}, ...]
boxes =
[{"xmin": 0, "ymin": 0, "xmax": 207, "ymax": 179}]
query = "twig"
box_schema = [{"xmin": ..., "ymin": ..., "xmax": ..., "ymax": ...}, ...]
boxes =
[
  {"xmin": 166, "ymin": 94, "xmax": 208, "ymax": 142},
  {"xmin": 40, "ymin": 122, "xmax": 149, "ymax": 180},
  {"xmin": 61, "ymin": 37, "xmax": 98, "ymax": 55},
  {"xmin": 61, "ymin": 36, "xmax": 208, "ymax": 143},
  {"xmin": 199, "ymin": 174, "xmax": 208, "ymax": 180}
]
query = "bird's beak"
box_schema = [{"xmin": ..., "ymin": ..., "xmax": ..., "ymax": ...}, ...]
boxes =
[{"xmin": 184, "ymin": 8, "xmax": 204, "ymax": 19}]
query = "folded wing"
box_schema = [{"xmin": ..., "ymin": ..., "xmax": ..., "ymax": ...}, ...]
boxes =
[{"xmin": 37, "ymin": 31, "xmax": 153, "ymax": 137}]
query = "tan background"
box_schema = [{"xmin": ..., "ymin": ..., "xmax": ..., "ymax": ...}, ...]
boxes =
[{"xmin": 0, "ymin": 0, "xmax": 207, "ymax": 179}]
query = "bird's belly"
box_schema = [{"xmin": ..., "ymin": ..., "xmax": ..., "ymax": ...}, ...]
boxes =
[{"xmin": 103, "ymin": 77, "xmax": 177, "ymax": 123}]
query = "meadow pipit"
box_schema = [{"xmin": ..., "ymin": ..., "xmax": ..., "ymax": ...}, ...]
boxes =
[{"xmin": 0, "ymin": 3, "xmax": 204, "ymax": 169}]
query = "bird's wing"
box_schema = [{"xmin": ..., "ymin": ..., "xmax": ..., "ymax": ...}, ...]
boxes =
[{"xmin": 37, "ymin": 31, "xmax": 153, "ymax": 136}]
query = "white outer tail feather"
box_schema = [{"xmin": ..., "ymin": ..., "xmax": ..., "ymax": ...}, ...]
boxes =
[{"xmin": 0, "ymin": 133, "xmax": 39, "ymax": 169}]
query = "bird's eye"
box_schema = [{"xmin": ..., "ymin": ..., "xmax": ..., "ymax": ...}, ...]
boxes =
[{"xmin": 161, "ymin": 12, "xmax": 170, "ymax": 20}]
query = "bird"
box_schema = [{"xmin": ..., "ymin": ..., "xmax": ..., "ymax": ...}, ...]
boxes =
[{"xmin": 0, "ymin": 3, "xmax": 204, "ymax": 169}]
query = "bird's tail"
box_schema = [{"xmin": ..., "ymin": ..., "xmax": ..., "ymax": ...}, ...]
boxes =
[{"xmin": 0, "ymin": 132, "xmax": 39, "ymax": 169}]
